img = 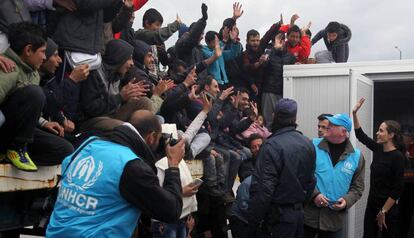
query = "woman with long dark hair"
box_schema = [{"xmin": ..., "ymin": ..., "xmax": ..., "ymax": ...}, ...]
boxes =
[{"xmin": 353, "ymin": 98, "xmax": 405, "ymax": 238}]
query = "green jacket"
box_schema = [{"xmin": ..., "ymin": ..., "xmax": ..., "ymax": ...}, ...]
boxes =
[
  {"xmin": 134, "ymin": 20, "xmax": 180, "ymax": 45},
  {"xmin": 0, "ymin": 48, "xmax": 40, "ymax": 104}
]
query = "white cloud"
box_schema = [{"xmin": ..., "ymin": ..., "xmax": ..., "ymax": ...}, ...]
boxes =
[{"xmin": 133, "ymin": 0, "xmax": 414, "ymax": 61}]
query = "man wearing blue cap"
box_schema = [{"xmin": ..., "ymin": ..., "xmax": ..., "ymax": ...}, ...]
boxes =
[
  {"xmin": 304, "ymin": 113, "xmax": 365, "ymax": 238},
  {"xmin": 247, "ymin": 98, "xmax": 316, "ymax": 238}
]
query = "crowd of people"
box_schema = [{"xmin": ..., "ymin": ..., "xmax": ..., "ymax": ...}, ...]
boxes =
[{"xmin": 0, "ymin": 0, "xmax": 412, "ymax": 238}]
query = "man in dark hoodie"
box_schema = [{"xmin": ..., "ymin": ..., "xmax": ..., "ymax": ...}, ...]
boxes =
[
  {"xmin": 312, "ymin": 21, "xmax": 352, "ymax": 63},
  {"xmin": 79, "ymin": 39, "xmax": 152, "ymax": 131},
  {"xmin": 47, "ymin": 109, "xmax": 185, "ymax": 237}
]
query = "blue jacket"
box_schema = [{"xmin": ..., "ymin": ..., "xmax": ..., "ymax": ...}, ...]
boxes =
[
  {"xmin": 202, "ymin": 41, "xmax": 241, "ymax": 85},
  {"xmin": 47, "ymin": 138, "xmax": 141, "ymax": 238},
  {"xmin": 313, "ymin": 138, "xmax": 361, "ymax": 202}
]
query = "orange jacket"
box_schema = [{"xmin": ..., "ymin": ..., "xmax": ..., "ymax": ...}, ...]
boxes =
[{"xmin": 280, "ymin": 24, "xmax": 311, "ymax": 63}]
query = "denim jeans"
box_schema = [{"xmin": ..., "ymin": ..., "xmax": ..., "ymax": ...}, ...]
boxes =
[{"xmin": 151, "ymin": 220, "xmax": 187, "ymax": 238}]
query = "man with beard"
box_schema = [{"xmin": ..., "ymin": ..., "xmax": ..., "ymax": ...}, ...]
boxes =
[{"xmin": 47, "ymin": 110, "xmax": 185, "ymax": 238}]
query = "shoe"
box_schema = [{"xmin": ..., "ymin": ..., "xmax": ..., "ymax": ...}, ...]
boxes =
[{"xmin": 6, "ymin": 147, "xmax": 38, "ymax": 172}]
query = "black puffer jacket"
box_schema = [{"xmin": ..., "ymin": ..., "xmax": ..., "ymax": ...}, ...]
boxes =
[
  {"xmin": 247, "ymin": 126, "xmax": 316, "ymax": 226},
  {"xmin": 50, "ymin": 0, "xmax": 121, "ymax": 54},
  {"xmin": 262, "ymin": 47, "xmax": 296, "ymax": 95},
  {"xmin": 0, "ymin": 0, "xmax": 31, "ymax": 33}
]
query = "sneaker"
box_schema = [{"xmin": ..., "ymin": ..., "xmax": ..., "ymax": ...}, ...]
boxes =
[{"xmin": 6, "ymin": 147, "xmax": 38, "ymax": 172}]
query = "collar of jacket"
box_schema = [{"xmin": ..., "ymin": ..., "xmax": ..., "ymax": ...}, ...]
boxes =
[
  {"xmin": 318, "ymin": 138, "xmax": 356, "ymax": 157},
  {"xmin": 101, "ymin": 123, "xmax": 158, "ymax": 172},
  {"xmin": 271, "ymin": 126, "xmax": 300, "ymax": 137},
  {"xmin": 4, "ymin": 48, "xmax": 36, "ymax": 74}
]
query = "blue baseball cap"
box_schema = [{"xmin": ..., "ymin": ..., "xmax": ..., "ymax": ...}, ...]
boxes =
[{"xmin": 324, "ymin": 113, "xmax": 352, "ymax": 132}]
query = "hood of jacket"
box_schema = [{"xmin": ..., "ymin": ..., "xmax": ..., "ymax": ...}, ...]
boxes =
[
  {"xmin": 131, "ymin": 39, "xmax": 150, "ymax": 70},
  {"xmin": 102, "ymin": 124, "xmax": 158, "ymax": 172}
]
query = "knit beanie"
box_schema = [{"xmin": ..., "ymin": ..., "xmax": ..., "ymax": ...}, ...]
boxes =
[
  {"xmin": 45, "ymin": 38, "xmax": 58, "ymax": 60},
  {"xmin": 103, "ymin": 39, "xmax": 134, "ymax": 69}
]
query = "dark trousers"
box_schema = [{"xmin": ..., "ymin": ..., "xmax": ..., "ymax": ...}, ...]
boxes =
[
  {"xmin": 364, "ymin": 198, "xmax": 399, "ymax": 238},
  {"xmin": 268, "ymin": 207, "xmax": 304, "ymax": 238},
  {"xmin": 229, "ymin": 216, "xmax": 249, "ymax": 238},
  {"xmin": 303, "ymin": 225, "xmax": 342, "ymax": 238},
  {"xmin": 399, "ymin": 183, "xmax": 414, "ymax": 238},
  {"xmin": 28, "ymin": 128, "xmax": 74, "ymax": 165},
  {"xmin": 0, "ymin": 85, "xmax": 45, "ymax": 149}
]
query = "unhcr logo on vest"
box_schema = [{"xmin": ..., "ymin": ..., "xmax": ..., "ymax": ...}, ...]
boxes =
[
  {"xmin": 67, "ymin": 156, "xmax": 103, "ymax": 191},
  {"xmin": 56, "ymin": 156, "xmax": 103, "ymax": 215},
  {"xmin": 341, "ymin": 161, "xmax": 354, "ymax": 175}
]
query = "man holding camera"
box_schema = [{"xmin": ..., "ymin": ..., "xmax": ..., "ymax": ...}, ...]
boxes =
[{"xmin": 47, "ymin": 110, "xmax": 185, "ymax": 238}]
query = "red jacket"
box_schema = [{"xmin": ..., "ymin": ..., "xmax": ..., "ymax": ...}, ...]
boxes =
[{"xmin": 280, "ymin": 24, "xmax": 311, "ymax": 63}]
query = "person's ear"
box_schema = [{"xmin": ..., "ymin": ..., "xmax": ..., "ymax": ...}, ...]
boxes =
[{"xmin": 22, "ymin": 44, "xmax": 33, "ymax": 57}]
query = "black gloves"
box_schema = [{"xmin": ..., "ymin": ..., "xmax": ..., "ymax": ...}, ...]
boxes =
[{"xmin": 201, "ymin": 3, "xmax": 208, "ymax": 21}]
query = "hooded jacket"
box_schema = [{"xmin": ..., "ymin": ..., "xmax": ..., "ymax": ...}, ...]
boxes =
[
  {"xmin": 0, "ymin": 48, "xmax": 40, "ymax": 104},
  {"xmin": 312, "ymin": 23, "xmax": 352, "ymax": 63},
  {"xmin": 79, "ymin": 40, "xmax": 133, "ymax": 120}
]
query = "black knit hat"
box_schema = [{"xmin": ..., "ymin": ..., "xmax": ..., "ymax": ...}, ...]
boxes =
[
  {"xmin": 45, "ymin": 38, "xmax": 58, "ymax": 60},
  {"xmin": 103, "ymin": 39, "xmax": 134, "ymax": 69},
  {"xmin": 131, "ymin": 40, "xmax": 151, "ymax": 65}
]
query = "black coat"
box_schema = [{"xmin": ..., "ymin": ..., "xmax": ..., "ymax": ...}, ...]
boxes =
[
  {"xmin": 262, "ymin": 48, "xmax": 296, "ymax": 95},
  {"xmin": 175, "ymin": 18, "xmax": 206, "ymax": 67},
  {"xmin": 247, "ymin": 126, "xmax": 316, "ymax": 226},
  {"xmin": 79, "ymin": 66, "xmax": 123, "ymax": 120}
]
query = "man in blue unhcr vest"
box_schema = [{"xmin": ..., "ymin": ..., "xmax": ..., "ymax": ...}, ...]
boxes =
[
  {"xmin": 46, "ymin": 110, "xmax": 185, "ymax": 238},
  {"xmin": 304, "ymin": 113, "xmax": 365, "ymax": 238}
]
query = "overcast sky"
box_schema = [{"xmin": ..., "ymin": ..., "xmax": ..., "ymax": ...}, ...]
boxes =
[{"xmin": 133, "ymin": 0, "xmax": 414, "ymax": 62}]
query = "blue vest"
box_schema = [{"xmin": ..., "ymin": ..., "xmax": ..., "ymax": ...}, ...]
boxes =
[
  {"xmin": 47, "ymin": 138, "xmax": 141, "ymax": 238},
  {"xmin": 313, "ymin": 138, "xmax": 361, "ymax": 202}
]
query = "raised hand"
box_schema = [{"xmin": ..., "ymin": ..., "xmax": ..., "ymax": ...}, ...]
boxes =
[
  {"xmin": 188, "ymin": 84, "xmax": 200, "ymax": 101},
  {"xmin": 183, "ymin": 67, "xmax": 197, "ymax": 88},
  {"xmin": 166, "ymin": 139, "xmax": 185, "ymax": 168},
  {"xmin": 290, "ymin": 14, "xmax": 300, "ymax": 26},
  {"xmin": 232, "ymin": 2, "xmax": 244, "ymax": 20},
  {"xmin": 301, "ymin": 21, "xmax": 312, "ymax": 36},
  {"xmin": 201, "ymin": 3, "xmax": 208, "ymax": 20},
  {"xmin": 353, "ymin": 98, "xmax": 365, "ymax": 114},
  {"xmin": 123, "ymin": 0, "xmax": 134, "ymax": 8},
  {"xmin": 153, "ymin": 79, "xmax": 175, "ymax": 96},
  {"xmin": 176, "ymin": 14, "xmax": 182, "ymax": 24},
  {"xmin": 230, "ymin": 91, "xmax": 241, "ymax": 109},
  {"xmin": 250, "ymin": 101, "xmax": 258, "ymax": 117},
  {"xmin": 219, "ymin": 86, "xmax": 234, "ymax": 101},
  {"xmin": 201, "ymin": 92, "xmax": 213, "ymax": 113}
]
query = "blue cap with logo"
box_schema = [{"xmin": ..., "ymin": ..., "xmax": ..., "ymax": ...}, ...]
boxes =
[{"xmin": 324, "ymin": 113, "xmax": 352, "ymax": 132}]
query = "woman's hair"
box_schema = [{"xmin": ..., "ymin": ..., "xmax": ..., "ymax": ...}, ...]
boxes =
[{"xmin": 384, "ymin": 120, "xmax": 406, "ymax": 153}]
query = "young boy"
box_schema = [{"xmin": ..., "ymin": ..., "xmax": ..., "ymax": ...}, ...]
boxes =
[
  {"xmin": 135, "ymin": 8, "xmax": 182, "ymax": 66},
  {"xmin": 0, "ymin": 22, "xmax": 47, "ymax": 171}
]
